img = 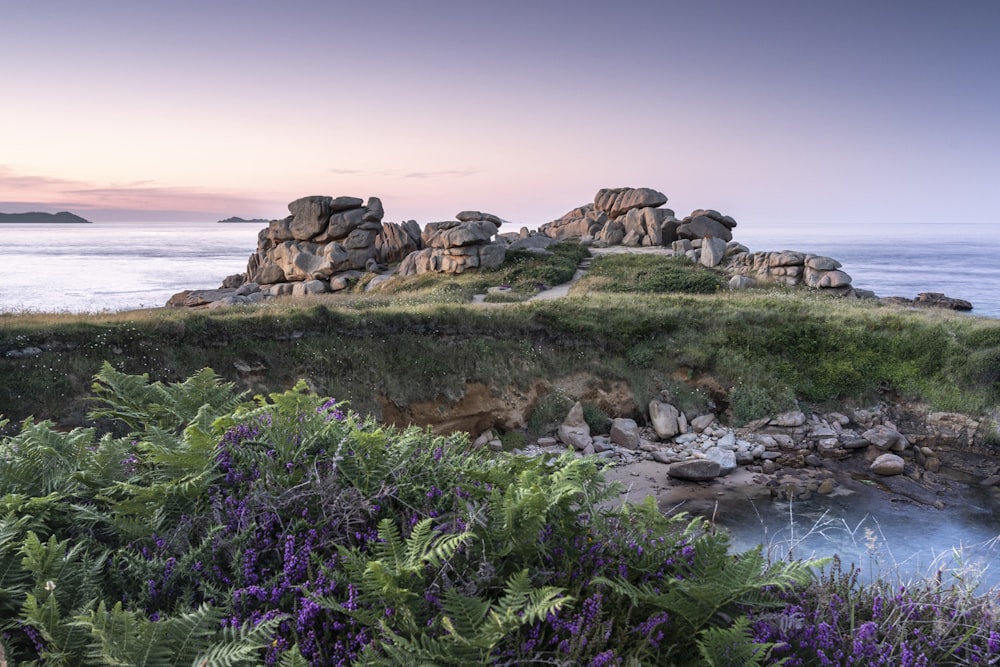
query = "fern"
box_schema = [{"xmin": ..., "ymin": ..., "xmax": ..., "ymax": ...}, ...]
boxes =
[
  {"xmin": 89, "ymin": 363, "xmax": 246, "ymax": 435},
  {"xmin": 72, "ymin": 601, "xmax": 281, "ymax": 667},
  {"xmin": 597, "ymin": 542, "xmax": 817, "ymax": 633},
  {"xmin": 698, "ymin": 616, "xmax": 788, "ymax": 667},
  {"xmin": 361, "ymin": 570, "xmax": 569, "ymax": 666}
]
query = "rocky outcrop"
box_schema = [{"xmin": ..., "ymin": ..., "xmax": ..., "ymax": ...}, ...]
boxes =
[
  {"xmin": 398, "ymin": 212, "xmax": 506, "ymax": 277},
  {"xmin": 594, "ymin": 187, "xmax": 668, "ymax": 218},
  {"xmin": 376, "ymin": 220, "xmax": 423, "ymax": 264},
  {"xmin": 726, "ymin": 250, "xmax": 854, "ymax": 295},
  {"xmin": 540, "ymin": 187, "xmax": 678, "ymax": 248},
  {"xmin": 168, "ymin": 185, "xmax": 975, "ymax": 313},
  {"xmin": 243, "ymin": 195, "xmax": 386, "ymax": 295}
]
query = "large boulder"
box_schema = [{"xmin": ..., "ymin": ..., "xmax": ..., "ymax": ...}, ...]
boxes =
[
  {"xmin": 863, "ymin": 425, "xmax": 908, "ymax": 451},
  {"xmin": 594, "ymin": 187, "xmax": 668, "ymax": 218},
  {"xmin": 557, "ymin": 401, "xmax": 593, "ymax": 451},
  {"xmin": 288, "ymin": 196, "xmax": 333, "ymax": 240},
  {"xmin": 377, "ymin": 220, "xmax": 423, "ymax": 264},
  {"xmin": 649, "ymin": 400, "xmax": 682, "ymax": 439},
  {"xmin": 610, "ymin": 418, "xmax": 640, "ymax": 450},
  {"xmin": 668, "ymin": 459, "xmax": 722, "ymax": 481},
  {"xmin": 677, "ymin": 215, "xmax": 733, "ymax": 243},
  {"xmin": 914, "ymin": 292, "xmax": 973, "ymax": 311}
]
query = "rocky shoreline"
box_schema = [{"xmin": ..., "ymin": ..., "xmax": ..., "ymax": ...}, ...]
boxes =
[
  {"xmin": 168, "ymin": 186, "xmax": 974, "ymax": 313},
  {"xmin": 502, "ymin": 397, "xmax": 998, "ymax": 513}
]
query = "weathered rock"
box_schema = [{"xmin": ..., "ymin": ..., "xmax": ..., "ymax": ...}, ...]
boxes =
[
  {"xmin": 704, "ymin": 447, "xmax": 737, "ymax": 475},
  {"xmin": 690, "ymin": 414, "xmax": 715, "ymax": 432},
  {"xmin": 678, "ymin": 216, "xmax": 733, "ymax": 243},
  {"xmin": 771, "ymin": 411, "xmax": 806, "ymax": 427},
  {"xmin": 668, "ymin": 459, "xmax": 722, "ymax": 481},
  {"xmin": 558, "ymin": 401, "xmax": 593, "ymax": 451},
  {"xmin": 649, "ymin": 401, "xmax": 681, "ymax": 439},
  {"xmin": 914, "ymin": 292, "xmax": 973, "ymax": 311},
  {"xmin": 376, "ymin": 220, "xmax": 423, "ymax": 264},
  {"xmin": 594, "ymin": 187, "xmax": 668, "ymax": 218},
  {"xmin": 288, "ymin": 196, "xmax": 333, "ymax": 240},
  {"xmin": 870, "ymin": 453, "xmax": 905, "ymax": 476},
  {"xmin": 700, "ymin": 236, "xmax": 728, "ymax": 267},
  {"xmin": 863, "ymin": 425, "xmax": 909, "ymax": 451},
  {"xmin": 728, "ymin": 275, "xmax": 757, "ymax": 290},
  {"xmin": 610, "ymin": 418, "xmax": 640, "ymax": 450}
]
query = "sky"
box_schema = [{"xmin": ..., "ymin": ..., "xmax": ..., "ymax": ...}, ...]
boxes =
[{"xmin": 1, "ymin": 0, "xmax": 998, "ymax": 228}]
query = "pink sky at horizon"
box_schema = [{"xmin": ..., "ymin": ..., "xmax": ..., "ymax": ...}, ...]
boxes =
[{"xmin": 2, "ymin": 1, "xmax": 998, "ymax": 228}]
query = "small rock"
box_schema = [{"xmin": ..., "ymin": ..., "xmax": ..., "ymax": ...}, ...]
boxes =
[
  {"xmin": 817, "ymin": 478, "xmax": 835, "ymax": 494},
  {"xmin": 870, "ymin": 453, "xmax": 905, "ymax": 476}
]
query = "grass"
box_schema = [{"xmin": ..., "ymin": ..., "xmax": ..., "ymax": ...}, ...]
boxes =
[{"xmin": 1, "ymin": 253, "xmax": 999, "ymax": 436}]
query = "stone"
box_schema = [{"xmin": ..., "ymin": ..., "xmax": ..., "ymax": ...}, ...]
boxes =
[
  {"xmin": 677, "ymin": 216, "xmax": 733, "ymax": 242},
  {"xmin": 610, "ymin": 418, "xmax": 640, "ymax": 450},
  {"xmin": 594, "ymin": 187, "xmax": 668, "ymax": 218},
  {"xmin": 649, "ymin": 400, "xmax": 681, "ymax": 439},
  {"xmin": 771, "ymin": 411, "xmax": 806, "ymax": 427},
  {"xmin": 668, "ymin": 459, "xmax": 722, "ymax": 481},
  {"xmin": 292, "ymin": 279, "xmax": 329, "ymax": 296},
  {"xmin": 862, "ymin": 425, "xmax": 908, "ymax": 451},
  {"xmin": 817, "ymin": 478, "xmax": 835, "ymax": 494},
  {"xmin": 805, "ymin": 255, "xmax": 841, "ymax": 271},
  {"xmin": 870, "ymin": 453, "xmax": 905, "ymax": 476},
  {"xmin": 557, "ymin": 401, "xmax": 593, "ymax": 451},
  {"xmin": 690, "ymin": 414, "xmax": 715, "ymax": 432},
  {"xmin": 704, "ymin": 447, "xmax": 737, "ymax": 475},
  {"xmin": 716, "ymin": 433, "xmax": 737, "ymax": 450},
  {"xmin": 363, "ymin": 197, "xmax": 384, "ymax": 222},
  {"xmin": 508, "ymin": 234, "xmax": 556, "ymax": 251},
  {"xmin": 330, "ymin": 196, "xmax": 365, "ymax": 212},
  {"xmin": 729, "ymin": 275, "xmax": 757, "ymax": 290},
  {"xmin": 914, "ymin": 292, "xmax": 973, "ymax": 311},
  {"xmin": 288, "ymin": 196, "xmax": 332, "ymax": 240},
  {"xmin": 700, "ymin": 236, "xmax": 728, "ymax": 268}
]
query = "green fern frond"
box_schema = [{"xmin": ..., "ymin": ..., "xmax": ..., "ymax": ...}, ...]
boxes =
[
  {"xmin": 274, "ymin": 644, "xmax": 310, "ymax": 667},
  {"xmin": 698, "ymin": 616, "xmax": 787, "ymax": 667}
]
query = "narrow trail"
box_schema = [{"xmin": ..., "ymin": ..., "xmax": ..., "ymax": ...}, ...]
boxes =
[{"xmin": 472, "ymin": 245, "xmax": 669, "ymax": 304}]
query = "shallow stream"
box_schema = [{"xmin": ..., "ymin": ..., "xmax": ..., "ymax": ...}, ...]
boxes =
[{"xmin": 704, "ymin": 475, "xmax": 1000, "ymax": 589}]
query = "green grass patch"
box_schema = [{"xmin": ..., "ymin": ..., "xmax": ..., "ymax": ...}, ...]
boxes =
[{"xmin": 581, "ymin": 253, "xmax": 725, "ymax": 294}]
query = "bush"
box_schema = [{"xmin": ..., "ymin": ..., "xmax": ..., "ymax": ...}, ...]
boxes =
[{"xmin": 0, "ymin": 367, "xmax": 829, "ymax": 665}]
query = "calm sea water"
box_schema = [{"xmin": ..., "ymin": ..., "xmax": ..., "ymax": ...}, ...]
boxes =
[
  {"xmin": 0, "ymin": 220, "xmax": 997, "ymax": 316},
  {"xmin": 0, "ymin": 221, "xmax": 261, "ymax": 312},
  {"xmin": 734, "ymin": 221, "xmax": 1000, "ymax": 319}
]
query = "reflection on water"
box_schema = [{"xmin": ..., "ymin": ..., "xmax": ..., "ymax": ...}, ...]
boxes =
[{"xmin": 706, "ymin": 481, "xmax": 1000, "ymax": 589}]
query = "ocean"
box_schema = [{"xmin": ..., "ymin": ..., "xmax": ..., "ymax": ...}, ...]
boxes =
[{"xmin": 0, "ymin": 219, "xmax": 998, "ymax": 317}]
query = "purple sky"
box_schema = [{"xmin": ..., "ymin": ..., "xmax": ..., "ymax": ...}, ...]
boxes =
[{"xmin": 2, "ymin": 1, "xmax": 998, "ymax": 228}]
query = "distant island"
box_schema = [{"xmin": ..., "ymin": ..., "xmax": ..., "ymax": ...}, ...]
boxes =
[
  {"xmin": 0, "ymin": 211, "xmax": 91, "ymax": 223},
  {"xmin": 218, "ymin": 216, "xmax": 269, "ymax": 223}
]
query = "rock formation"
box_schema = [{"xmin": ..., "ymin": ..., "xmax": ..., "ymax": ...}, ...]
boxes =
[
  {"xmin": 398, "ymin": 212, "xmax": 506, "ymax": 277},
  {"xmin": 167, "ymin": 185, "xmax": 974, "ymax": 312}
]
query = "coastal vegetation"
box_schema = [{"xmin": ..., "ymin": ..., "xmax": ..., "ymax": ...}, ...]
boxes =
[
  {"xmin": 1, "ymin": 244, "xmax": 998, "ymax": 435},
  {"xmin": 2, "ymin": 244, "xmax": 1000, "ymax": 664}
]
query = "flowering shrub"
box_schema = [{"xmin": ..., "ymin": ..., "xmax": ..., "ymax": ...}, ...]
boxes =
[{"xmin": 0, "ymin": 367, "xmax": 997, "ymax": 665}]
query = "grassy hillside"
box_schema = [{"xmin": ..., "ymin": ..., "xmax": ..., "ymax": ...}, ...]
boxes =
[{"xmin": 2, "ymin": 246, "xmax": 998, "ymax": 440}]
